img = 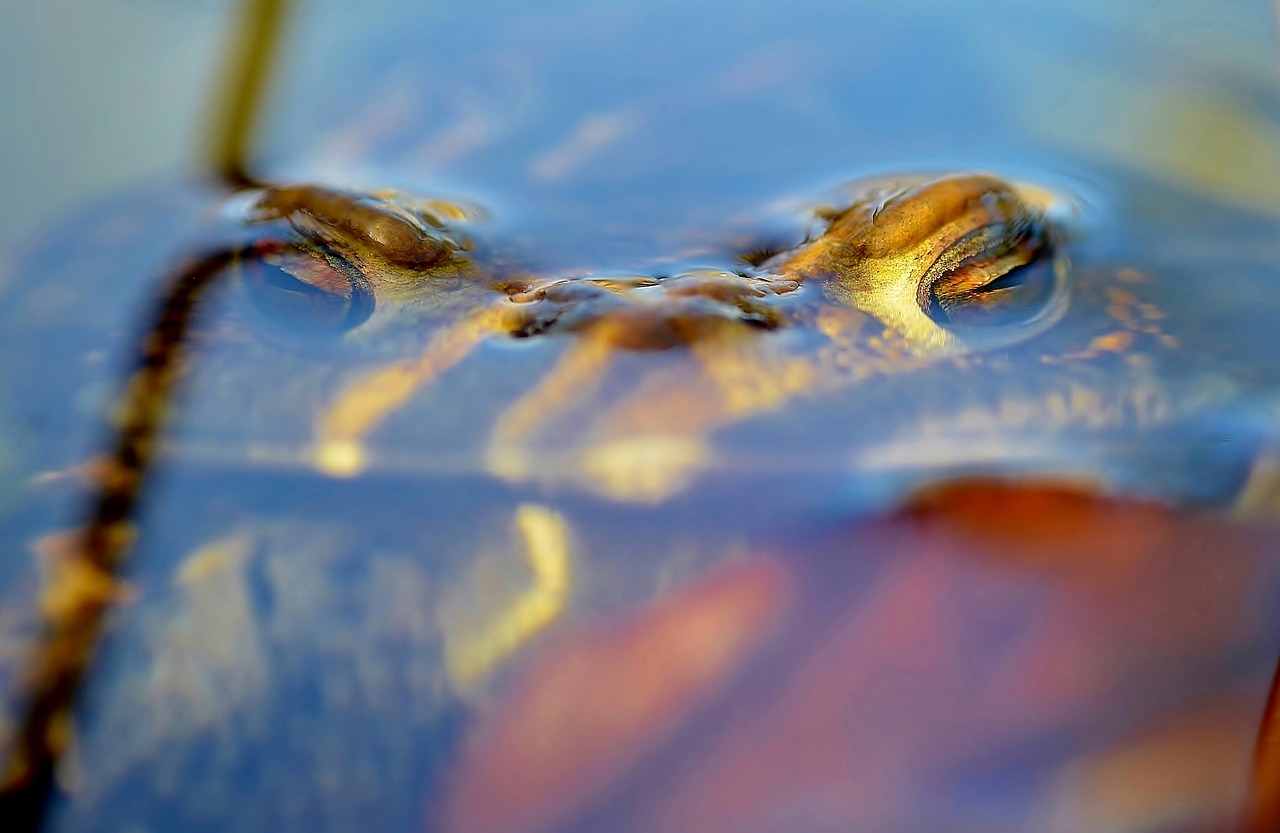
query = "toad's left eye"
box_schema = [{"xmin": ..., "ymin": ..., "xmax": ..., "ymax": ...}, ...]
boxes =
[{"xmin": 918, "ymin": 214, "xmax": 1060, "ymax": 331}]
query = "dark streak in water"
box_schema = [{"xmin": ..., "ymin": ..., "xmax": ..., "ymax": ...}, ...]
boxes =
[{"xmin": 0, "ymin": 249, "xmax": 236, "ymax": 832}]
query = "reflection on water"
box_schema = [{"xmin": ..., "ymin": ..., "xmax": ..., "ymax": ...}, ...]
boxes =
[
  {"xmin": 0, "ymin": 1, "xmax": 1279, "ymax": 832},
  {"xmin": 444, "ymin": 483, "xmax": 1280, "ymax": 833}
]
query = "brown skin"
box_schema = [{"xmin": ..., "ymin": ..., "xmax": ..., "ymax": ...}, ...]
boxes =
[
  {"xmin": 775, "ymin": 173, "xmax": 1061, "ymax": 350},
  {"xmin": 247, "ymin": 174, "xmax": 1055, "ymax": 353},
  {"xmin": 282, "ymin": 174, "xmax": 1131, "ymax": 501},
  {"xmin": 254, "ymin": 184, "xmax": 452, "ymax": 271}
]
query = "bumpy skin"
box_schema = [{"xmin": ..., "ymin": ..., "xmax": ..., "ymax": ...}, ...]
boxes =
[
  {"xmin": 254, "ymin": 185, "xmax": 453, "ymax": 269},
  {"xmin": 248, "ymin": 174, "xmax": 1052, "ymax": 349},
  {"xmin": 218, "ymin": 172, "xmax": 1224, "ymax": 507}
]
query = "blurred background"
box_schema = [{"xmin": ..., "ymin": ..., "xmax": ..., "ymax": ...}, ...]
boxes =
[{"xmin": 1, "ymin": 0, "xmax": 1277, "ymax": 257}]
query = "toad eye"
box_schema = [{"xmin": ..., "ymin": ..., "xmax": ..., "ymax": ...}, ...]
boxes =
[
  {"xmin": 918, "ymin": 215, "xmax": 1062, "ymax": 332},
  {"xmin": 238, "ymin": 240, "xmax": 375, "ymax": 338}
]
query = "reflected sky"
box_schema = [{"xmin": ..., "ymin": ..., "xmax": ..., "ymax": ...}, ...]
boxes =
[{"xmin": 0, "ymin": 0, "xmax": 1276, "ymax": 255}]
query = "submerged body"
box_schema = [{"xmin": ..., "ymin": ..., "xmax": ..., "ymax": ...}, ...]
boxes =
[{"xmin": 0, "ymin": 162, "xmax": 1275, "ymax": 833}]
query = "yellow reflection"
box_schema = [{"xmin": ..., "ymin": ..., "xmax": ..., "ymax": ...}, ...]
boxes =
[
  {"xmin": 443, "ymin": 505, "xmax": 573, "ymax": 689},
  {"xmin": 314, "ymin": 310, "xmax": 500, "ymax": 476}
]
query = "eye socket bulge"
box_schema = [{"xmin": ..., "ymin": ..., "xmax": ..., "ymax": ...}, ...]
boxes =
[
  {"xmin": 919, "ymin": 216, "xmax": 1058, "ymax": 331},
  {"xmin": 239, "ymin": 241, "xmax": 376, "ymax": 337}
]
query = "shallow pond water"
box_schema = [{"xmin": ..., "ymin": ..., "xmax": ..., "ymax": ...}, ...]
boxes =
[{"xmin": 1, "ymin": 1, "xmax": 1280, "ymax": 832}]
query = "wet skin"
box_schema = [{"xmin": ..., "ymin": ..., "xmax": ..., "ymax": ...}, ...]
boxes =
[
  {"xmin": 251, "ymin": 173, "xmax": 1056, "ymax": 351},
  {"xmin": 227, "ymin": 171, "xmax": 1193, "ymax": 508}
]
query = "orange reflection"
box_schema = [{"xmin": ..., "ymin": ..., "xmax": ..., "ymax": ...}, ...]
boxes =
[
  {"xmin": 1248, "ymin": 665, "xmax": 1280, "ymax": 832},
  {"xmin": 442, "ymin": 559, "xmax": 790, "ymax": 833},
  {"xmin": 441, "ymin": 481, "xmax": 1280, "ymax": 833}
]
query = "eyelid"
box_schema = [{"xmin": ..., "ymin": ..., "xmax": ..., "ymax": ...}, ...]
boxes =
[
  {"xmin": 254, "ymin": 185, "xmax": 451, "ymax": 270},
  {"xmin": 921, "ymin": 219, "xmax": 1047, "ymax": 298},
  {"xmin": 829, "ymin": 174, "xmax": 1019, "ymax": 258}
]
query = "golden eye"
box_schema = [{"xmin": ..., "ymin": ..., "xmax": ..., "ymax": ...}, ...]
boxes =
[
  {"xmin": 918, "ymin": 215, "xmax": 1061, "ymax": 331},
  {"xmin": 238, "ymin": 240, "xmax": 375, "ymax": 338}
]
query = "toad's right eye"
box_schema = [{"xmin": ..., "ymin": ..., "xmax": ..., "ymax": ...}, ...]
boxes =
[
  {"xmin": 238, "ymin": 240, "xmax": 375, "ymax": 338},
  {"xmin": 919, "ymin": 213, "xmax": 1060, "ymax": 332}
]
